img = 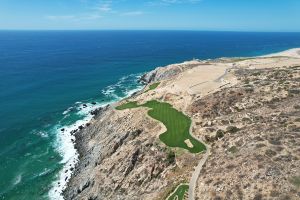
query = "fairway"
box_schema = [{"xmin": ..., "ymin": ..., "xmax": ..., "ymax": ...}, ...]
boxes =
[
  {"xmin": 148, "ymin": 82, "xmax": 160, "ymax": 90},
  {"xmin": 167, "ymin": 184, "xmax": 189, "ymax": 200},
  {"xmin": 116, "ymin": 100, "xmax": 206, "ymax": 153},
  {"xmin": 145, "ymin": 82, "xmax": 160, "ymax": 93},
  {"xmin": 115, "ymin": 101, "xmax": 139, "ymax": 110}
]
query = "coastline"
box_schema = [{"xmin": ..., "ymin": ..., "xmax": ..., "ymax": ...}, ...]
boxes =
[
  {"xmin": 48, "ymin": 78, "xmax": 144, "ymax": 200},
  {"xmin": 62, "ymin": 48, "xmax": 300, "ymax": 200},
  {"xmin": 260, "ymin": 48, "xmax": 300, "ymax": 58},
  {"xmin": 2, "ymin": 31, "xmax": 300, "ymax": 200}
]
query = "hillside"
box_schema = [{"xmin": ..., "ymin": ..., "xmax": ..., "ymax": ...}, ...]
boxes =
[{"xmin": 64, "ymin": 49, "xmax": 300, "ymax": 200}]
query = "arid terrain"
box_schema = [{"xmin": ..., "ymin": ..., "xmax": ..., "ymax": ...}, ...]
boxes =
[{"xmin": 64, "ymin": 49, "xmax": 300, "ymax": 200}]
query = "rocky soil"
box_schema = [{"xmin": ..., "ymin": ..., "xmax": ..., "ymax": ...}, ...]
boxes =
[
  {"xmin": 63, "ymin": 101, "xmax": 200, "ymax": 200},
  {"xmin": 190, "ymin": 66, "xmax": 300, "ymax": 200},
  {"xmin": 64, "ymin": 56, "xmax": 300, "ymax": 200}
]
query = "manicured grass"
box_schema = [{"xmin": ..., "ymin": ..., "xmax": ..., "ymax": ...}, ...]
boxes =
[
  {"xmin": 143, "ymin": 101, "xmax": 206, "ymax": 153},
  {"xmin": 115, "ymin": 101, "xmax": 139, "ymax": 110},
  {"xmin": 149, "ymin": 82, "xmax": 160, "ymax": 90},
  {"xmin": 116, "ymin": 100, "xmax": 206, "ymax": 153},
  {"xmin": 145, "ymin": 82, "xmax": 160, "ymax": 93},
  {"xmin": 167, "ymin": 184, "xmax": 189, "ymax": 200}
]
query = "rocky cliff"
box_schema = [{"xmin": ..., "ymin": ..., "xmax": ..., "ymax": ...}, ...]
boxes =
[{"xmin": 64, "ymin": 52, "xmax": 300, "ymax": 200}]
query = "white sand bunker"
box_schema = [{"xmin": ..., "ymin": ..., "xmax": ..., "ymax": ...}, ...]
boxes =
[{"xmin": 184, "ymin": 139, "xmax": 194, "ymax": 148}]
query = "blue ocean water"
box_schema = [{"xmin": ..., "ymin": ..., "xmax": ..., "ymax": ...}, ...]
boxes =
[{"xmin": 0, "ymin": 30, "xmax": 300, "ymax": 199}]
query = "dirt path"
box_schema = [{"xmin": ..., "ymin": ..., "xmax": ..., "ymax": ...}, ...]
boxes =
[
  {"xmin": 187, "ymin": 120, "xmax": 210, "ymax": 200},
  {"xmin": 189, "ymin": 81, "xmax": 209, "ymax": 89},
  {"xmin": 186, "ymin": 66, "xmax": 233, "ymax": 199},
  {"xmin": 181, "ymin": 98, "xmax": 210, "ymax": 200}
]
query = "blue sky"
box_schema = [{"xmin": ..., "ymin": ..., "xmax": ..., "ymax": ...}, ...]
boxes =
[{"xmin": 0, "ymin": 0, "xmax": 300, "ymax": 31}]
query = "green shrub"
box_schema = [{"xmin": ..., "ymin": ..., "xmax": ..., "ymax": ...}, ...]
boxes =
[
  {"xmin": 294, "ymin": 105, "xmax": 300, "ymax": 109},
  {"xmin": 166, "ymin": 149, "xmax": 176, "ymax": 164},
  {"xmin": 243, "ymin": 79, "xmax": 250, "ymax": 84},
  {"xmin": 226, "ymin": 126, "xmax": 239, "ymax": 133},
  {"xmin": 228, "ymin": 146, "xmax": 238, "ymax": 154},
  {"xmin": 289, "ymin": 176, "xmax": 300, "ymax": 188},
  {"xmin": 294, "ymin": 118, "xmax": 300, "ymax": 122},
  {"xmin": 215, "ymin": 130, "xmax": 225, "ymax": 139},
  {"xmin": 252, "ymin": 72, "xmax": 261, "ymax": 76},
  {"xmin": 289, "ymin": 89, "xmax": 300, "ymax": 95}
]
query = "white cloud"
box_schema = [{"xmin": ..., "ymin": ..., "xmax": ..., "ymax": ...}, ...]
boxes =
[
  {"xmin": 121, "ymin": 11, "xmax": 144, "ymax": 16},
  {"xmin": 163, "ymin": 0, "xmax": 202, "ymax": 3},
  {"xmin": 148, "ymin": 0, "xmax": 202, "ymax": 6},
  {"xmin": 45, "ymin": 1, "xmax": 148, "ymax": 22},
  {"xmin": 94, "ymin": 3, "xmax": 112, "ymax": 12},
  {"xmin": 92, "ymin": 0, "xmax": 113, "ymax": 12},
  {"xmin": 46, "ymin": 15, "xmax": 76, "ymax": 20},
  {"xmin": 83, "ymin": 14, "xmax": 103, "ymax": 20},
  {"xmin": 45, "ymin": 14, "xmax": 102, "ymax": 21}
]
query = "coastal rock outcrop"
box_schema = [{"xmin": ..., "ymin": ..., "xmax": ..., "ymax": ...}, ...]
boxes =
[
  {"xmin": 63, "ymin": 106, "xmax": 186, "ymax": 200},
  {"xmin": 140, "ymin": 60, "xmax": 202, "ymax": 84}
]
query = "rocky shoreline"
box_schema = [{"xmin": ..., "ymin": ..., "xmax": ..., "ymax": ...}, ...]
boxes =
[
  {"xmin": 63, "ymin": 49, "xmax": 300, "ymax": 200},
  {"xmin": 62, "ymin": 61, "xmax": 202, "ymax": 200}
]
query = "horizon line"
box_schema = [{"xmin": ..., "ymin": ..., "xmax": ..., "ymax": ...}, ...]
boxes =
[{"xmin": 0, "ymin": 29, "xmax": 300, "ymax": 33}]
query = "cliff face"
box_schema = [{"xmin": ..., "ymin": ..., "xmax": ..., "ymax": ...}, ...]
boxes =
[
  {"xmin": 64, "ymin": 107, "xmax": 175, "ymax": 200},
  {"xmin": 64, "ymin": 61, "xmax": 202, "ymax": 200},
  {"xmin": 64, "ymin": 53, "xmax": 300, "ymax": 200},
  {"xmin": 139, "ymin": 60, "xmax": 201, "ymax": 84}
]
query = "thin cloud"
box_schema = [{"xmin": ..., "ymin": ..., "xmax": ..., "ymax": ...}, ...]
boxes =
[
  {"xmin": 46, "ymin": 15, "xmax": 76, "ymax": 20},
  {"xmin": 163, "ymin": 0, "xmax": 202, "ymax": 3},
  {"xmin": 45, "ymin": 1, "xmax": 146, "ymax": 21},
  {"xmin": 83, "ymin": 14, "xmax": 103, "ymax": 20},
  {"xmin": 45, "ymin": 14, "xmax": 102, "ymax": 21},
  {"xmin": 94, "ymin": 3, "xmax": 112, "ymax": 12},
  {"xmin": 121, "ymin": 11, "xmax": 144, "ymax": 16},
  {"xmin": 148, "ymin": 0, "xmax": 202, "ymax": 6},
  {"xmin": 92, "ymin": 0, "xmax": 113, "ymax": 12}
]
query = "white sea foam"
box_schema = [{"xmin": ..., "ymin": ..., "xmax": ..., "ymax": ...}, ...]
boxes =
[
  {"xmin": 48, "ymin": 73, "xmax": 144, "ymax": 200},
  {"xmin": 49, "ymin": 101, "xmax": 122, "ymax": 200},
  {"xmin": 38, "ymin": 168, "xmax": 52, "ymax": 177},
  {"xmin": 62, "ymin": 107, "xmax": 73, "ymax": 115},
  {"xmin": 24, "ymin": 153, "xmax": 31, "ymax": 157},
  {"xmin": 101, "ymin": 72, "xmax": 143, "ymax": 99},
  {"xmin": 48, "ymin": 114, "xmax": 93, "ymax": 200},
  {"xmin": 124, "ymin": 85, "xmax": 144, "ymax": 97},
  {"xmin": 35, "ymin": 131, "xmax": 49, "ymax": 138},
  {"xmin": 13, "ymin": 174, "xmax": 22, "ymax": 186}
]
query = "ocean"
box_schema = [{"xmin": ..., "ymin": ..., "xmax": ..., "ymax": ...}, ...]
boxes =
[{"xmin": 1, "ymin": 30, "xmax": 300, "ymax": 200}]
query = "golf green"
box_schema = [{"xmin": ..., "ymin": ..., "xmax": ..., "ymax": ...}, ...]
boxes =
[
  {"xmin": 167, "ymin": 184, "xmax": 189, "ymax": 200},
  {"xmin": 116, "ymin": 100, "xmax": 206, "ymax": 153}
]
